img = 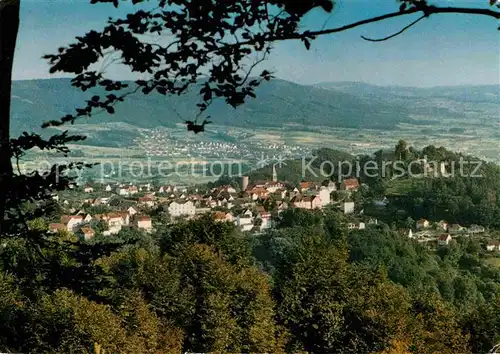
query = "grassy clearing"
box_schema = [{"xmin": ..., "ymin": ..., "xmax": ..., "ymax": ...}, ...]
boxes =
[
  {"xmin": 385, "ymin": 178, "xmax": 426, "ymax": 196},
  {"xmin": 484, "ymin": 257, "xmax": 500, "ymax": 268}
]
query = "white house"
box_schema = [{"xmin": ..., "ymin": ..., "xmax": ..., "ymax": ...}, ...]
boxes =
[
  {"xmin": 84, "ymin": 185, "xmax": 94, "ymax": 193},
  {"xmin": 416, "ymin": 219, "xmax": 430, "ymax": 230},
  {"xmin": 486, "ymin": 241, "xmax": 500, "ymax": 252},
  {"xmin": 168, "ymin": 200, "xmax": 196, "ymax": 218},
  {"xmin": 347, "ymin": 222, "xmax": 365, "ymax": 230},
  {"xmin": 342, "ymin": 202, "xmax": 355, "ymax": 214},
  {"xmin": 318, "ymin": 187, "xmax": 331, "ymax": 208},
  {"xmin": 98, "ymin": 212, "xmax": 129, "ymax": 235},
  {"xmin": 325, "ymin": 180, "xmax": 337, "ymax": 193},
  {"xmin": 116, "ymin": 185, "xmax": 138, "ymax": 196},
  {"xmin": 99, "ymin": 197, "xmax": 110, "ymax": 205},
  {"xmin": 236, "ymin": 214, "xmax": 253, "ymax": 232},
  {"xmin": 264, "ymin": 181, "xmax": 284, "ymax": 193},
  {"xmin": 468, "ymin": 224, "xmax": 485, "ymax": 234},
  {"xmin": 136, "ymin": 216, "xmax": 153, "ymax": 233},
  {"xmin": 214, "ymin": 185, "xmax": 237, "ymax": 194},
  {"xmin": 436, "ymin": 220, "xmax": 448, "ymax": 231},
  {"xmin": 106, "ymin": 213, "xmax": 125, "ymax": 234},
  {"xmin": 159, "ymin": 185, "xmax": 178, "ymax": 193},
  {"xmin": 138, "ymin": 196, "xmax": 156, "ymax": 208},
  {"xmin": 292, "ymin": 195, "xmax": 322, "ymax": 210},
  {"xmin": 255, "ymin": 209, "xmax": 272, "ymax": 230},
  {"xmin": 127, "ymin": 206, "xmax": 138, "ymax": 216},
  {"xmin": 116, "ymin": 186, "xmax": 128, "ymax": 196},
  {"xmin": 62, "ymin": 215, "xmax": 84, "ymax": 231}
]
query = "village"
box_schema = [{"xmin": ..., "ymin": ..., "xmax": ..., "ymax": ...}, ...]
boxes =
[
  {"xmin": 134, "ymin": 127, "xmax": 309, "ymax": 160},
  {"xmin": 48, "ymin": 165, "xmax": 500, "ymax": 254},
  {"xmin": 49, "ymin": 165, "xmax": 357, "ymax": 239},
  {"xmin": 408, "ymin": 219, "xmax": 499, "ymax": 250}
]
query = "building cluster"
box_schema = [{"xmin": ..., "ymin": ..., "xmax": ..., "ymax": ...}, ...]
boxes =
[
  {"xmin": 51, "ymin": 168, "xmax": 362, "ymax": 240},
  {"xmin": 406, "ymin": 218, "xmax": 495, "ymax": 250},
  {"xmin": 133, "ymin": 128, "xmax": 309, "ymax": 161},
  {"xmin": 49, "ymin": 207, "xmax": 153, "ymax": 240}
]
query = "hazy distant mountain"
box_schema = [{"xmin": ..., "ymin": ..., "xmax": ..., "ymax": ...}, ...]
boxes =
[
  {"xmin": 314, "ymin": 81, "xmax": 499, "ymax": 120},
  {"xmin": 10, "ymin": 78, "xmax": 498, "ymax": 136},
  {"xmin": 315, "ymin": 81, "xmax": 499, "ymax": 103}
]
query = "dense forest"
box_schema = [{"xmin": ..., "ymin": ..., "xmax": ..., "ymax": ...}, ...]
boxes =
[{"xmin": 1, "ymin": 206, "xmax": 498, "ymax": 353}]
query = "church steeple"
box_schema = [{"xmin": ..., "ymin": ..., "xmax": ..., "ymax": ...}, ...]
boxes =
[{"xmin": 272, "ymin": 164, "xmax": 278, "ymax": 182}]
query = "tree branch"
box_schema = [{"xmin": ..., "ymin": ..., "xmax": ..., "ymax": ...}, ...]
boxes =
[
  {"xmin": 296, "ymin": 5, "xmax": 499, "ymax": 40},
  {"xmin": 361, "ymin": 14, "xmax": 427, "ymax": 42},
  {"xmin": 202, "ymin": 6, "xmax": 499, "ymax": 57}
]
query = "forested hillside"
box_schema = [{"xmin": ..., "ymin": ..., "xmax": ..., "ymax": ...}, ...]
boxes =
[
  {"xmin": 1, "ymin": 210, "xmax": 498, "ymax": 353},
  {"xmin": 9, "ymin": 78, "xmax": 465, "ymax": 135},
  {"xmin": 226, "ymin": 144, "xmax": 500, "ymax": 228}
]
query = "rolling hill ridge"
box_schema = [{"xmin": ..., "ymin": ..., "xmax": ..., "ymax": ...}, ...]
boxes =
[
  {"xmin": 10, "ymin": 78, "xmax": 498, "ymax": 136},
  {"xmin": 11, "ymin": 78, "xmax": 415, "ymax": 135}
]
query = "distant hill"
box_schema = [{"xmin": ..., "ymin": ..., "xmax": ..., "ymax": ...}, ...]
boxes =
[
  {"xmin": 11, "ymin": 78, "xmax": 416, "ymax": 136},
  {"xmin": 315, "ymin": 81, "xmax": 499, "ymax": 103},
  {"xmin": 11, "ymin": 78, "xmax": 498, "ymax": 137},
  {"xmin": 314, "ymin": 81, "xmax": 500, "ymax": 120}
]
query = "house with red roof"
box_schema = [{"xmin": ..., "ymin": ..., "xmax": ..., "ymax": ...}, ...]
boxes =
[
  {"xmin": 61, "ymin": 215, "xmax": 84, "ymax": 231},
  {"xmin": 138, "ymin": 195, "xmax": 156, "ymax": 208},
  {"xmin": 438, "ymin": 234, "xmax": 452, "ymax": 246},
  {"xmin": 341, "ymin": 178, "xmax": 360, "ymax": 191},
  {"xmin": 79, "ymin": 227, "xmax": 95, "ymax": 241},
  {"xmin": 291, "ymin": 195, "xmax": 321, "ymax": 210},
  {"xmin": 49, "ymin": 223, "xmax": 67, "ymax": 233}
]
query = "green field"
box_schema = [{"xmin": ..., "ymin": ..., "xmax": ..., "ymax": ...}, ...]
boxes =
[
  {"xmin": 385, "ymin": 178, "xmax": 427, "ymax": 196},
  {"xmin": 485, "ymin": 257, "xmax": 500, "ymax": 268}
]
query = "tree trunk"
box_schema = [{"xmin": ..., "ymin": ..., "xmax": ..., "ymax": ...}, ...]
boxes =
[{"xmin": 0, "ymin": 0, "xmax": 20, "ymax": 235}]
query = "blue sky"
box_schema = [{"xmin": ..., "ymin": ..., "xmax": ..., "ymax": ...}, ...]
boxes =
[{"xmin": 13, "ymin": 0, "xmax": 500, "ymax": 87}]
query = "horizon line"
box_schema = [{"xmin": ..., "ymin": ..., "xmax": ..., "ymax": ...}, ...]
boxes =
[{"xmin": 11, "ymin": 76, "xmax": 500, "ymax": 89}]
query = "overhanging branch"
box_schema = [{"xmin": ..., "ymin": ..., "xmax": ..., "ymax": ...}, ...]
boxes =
[
  {"xmin": 361, "ymin": 14, "xmax": 427, "ymax": 42},
  {"xmin": 210, "ymin": 5, "xmax": 499, "ymax": 54},
  {"xmin": 293, "ymin": 5, "xmax": 500, "ymax": 40}
]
